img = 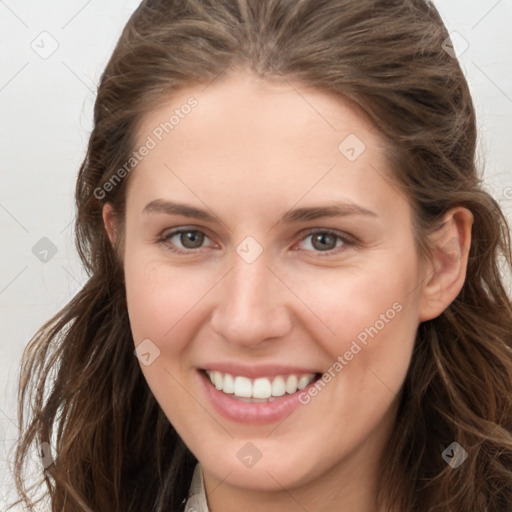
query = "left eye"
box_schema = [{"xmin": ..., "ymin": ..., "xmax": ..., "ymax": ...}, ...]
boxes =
[{"xmin": 296, "ymin": 230, "xmax": 348, "ymax": 253}]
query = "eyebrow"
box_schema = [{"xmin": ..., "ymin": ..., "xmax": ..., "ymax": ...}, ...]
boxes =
[{"xmin": 142, "ymin": 199, "xmax": 378, "ymax": 223}]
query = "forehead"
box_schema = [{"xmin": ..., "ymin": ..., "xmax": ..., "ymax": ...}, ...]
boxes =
[
  {"xmin": 135, "ymin": 69, "xmax": 380, "ymax": 153},
  {"xmin": 127, "ymin": 70, "xmax": 404, "ymax": 220}
]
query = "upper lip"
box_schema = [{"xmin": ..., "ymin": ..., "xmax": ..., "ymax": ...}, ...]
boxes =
[{"xmin": 200, "ymin": 362, "xmax": 321, "ymax": 379}]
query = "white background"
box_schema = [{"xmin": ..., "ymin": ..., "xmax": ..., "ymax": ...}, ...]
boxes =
[{"xmin": 1, "ymin": 0, "xmax": 511, "ymax": 508}]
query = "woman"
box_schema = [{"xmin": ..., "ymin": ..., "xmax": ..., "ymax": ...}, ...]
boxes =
[{"xmin": 12, "ymin": 0, "xmax": 512, "ymax": 511}]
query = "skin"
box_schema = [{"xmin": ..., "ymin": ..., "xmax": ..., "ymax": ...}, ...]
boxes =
[{"xmin": 103, "ymin": 69, "xmax": 473, "ymax": 512}]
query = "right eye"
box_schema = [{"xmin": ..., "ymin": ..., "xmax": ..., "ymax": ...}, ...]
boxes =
[{"xmin": 159, "ymin": 227, "xmax": 216, "ymax": 254}]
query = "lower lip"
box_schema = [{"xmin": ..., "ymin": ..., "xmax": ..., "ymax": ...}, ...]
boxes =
[{"xmin": 198, "ymin": 370, "xmax": 318, "ymax": 425}]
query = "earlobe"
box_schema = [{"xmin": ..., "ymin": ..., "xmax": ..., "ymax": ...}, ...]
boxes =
[
  {"xmin": 418, "ymin": 207, "xmax": 474, "ymax": 322},
  {"xmin": 102, "ymin": 203, "xmax": 118, "ymax": 247}
]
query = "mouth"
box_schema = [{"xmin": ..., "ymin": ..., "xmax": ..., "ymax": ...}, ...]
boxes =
[
  {"xmin": 202, "ymin": 369, "xmax": 322, "ymax": 402},
  {"xmin": 198, "ymin": 368, "xmax": 323, "ymax": 424}
]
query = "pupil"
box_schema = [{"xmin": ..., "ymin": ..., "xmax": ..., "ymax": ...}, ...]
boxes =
[
  {"xmin": 313, "ymin": 233, "xmax": 335, "ymax": 251},
  {"xmin": 182, "ymin": 231, "xmax": 203, "ymax": 248}
]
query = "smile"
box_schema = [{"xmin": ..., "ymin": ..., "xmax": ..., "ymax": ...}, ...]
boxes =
[
  {"xmin": 199, "ymin": 367, "xmax": 323, "ymax": 424},
  {"xmin": 204, "ymin": 370, "xmax": 318, "ymax": 401}
]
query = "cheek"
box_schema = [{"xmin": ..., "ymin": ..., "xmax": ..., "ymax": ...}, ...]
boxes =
[
  {"xmin": 124, "ymin": 253, "xmax": 218, "ymax": 349},
  {"xmin": 281, "ymin": 257, "xmax": 422, "ymax": 420},
  {"xmin": 284, "ymin": 257, "xmax": 420, "ymax": 357},
  {"xmin": 123, "ymin": 255, "xmax": 211, "ymax": 423}
]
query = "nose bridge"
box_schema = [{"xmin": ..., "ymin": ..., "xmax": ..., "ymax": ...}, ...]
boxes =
[
  {"xmin": 210, "ymin": 247, "xmax": 291, "ymax": 346},
  {"xmin": 231, "ymin": 254, "xmax": 271, "ymax": 309}
]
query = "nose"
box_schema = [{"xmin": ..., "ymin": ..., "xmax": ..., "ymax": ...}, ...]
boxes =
[{"xmin": 210, "ymin": 250, "xmax": 292, "ymax": 349}]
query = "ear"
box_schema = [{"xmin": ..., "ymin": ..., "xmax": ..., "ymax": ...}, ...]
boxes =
[
  {"xmin": 418, "ymin": 207, "xmax": 474, "ymax": 322},
  {"xmin": 102, "ymin": 203, "xmax": 118, "ymax": 247}
]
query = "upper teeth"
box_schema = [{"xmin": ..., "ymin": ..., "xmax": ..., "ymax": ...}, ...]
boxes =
[{"xmin": 205, "ymin": 371, "xmax": 316, "ymax": 399}]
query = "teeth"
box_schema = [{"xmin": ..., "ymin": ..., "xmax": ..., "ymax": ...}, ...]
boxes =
[
  {"xmin": 298, "ymin": 375, "xmax": 312, "ymax": 390},
  {"xmin": 271, "ymin": 376, "xmax": 286, "ymax": 397},
  {"xmin": 214, "ymin": 371, "xmax": 223, "ymax": 390},
  {"xmin": 285, "ymin": 375, "xmax": 298, "ymax": 394},
  {"xmin": 205, "ymin": 370, "xmax": 316, "ymax": 399},
  {"xmin": 253, "ymin": 377, "xmax": 272, "ymax": 399},
  {"xmin": 234, "ymin": 376, "xmax": 252, "ymax": 398},
  {"xmin": 223, "ymin": 373, "xmax": 234, "ymax": 394}
]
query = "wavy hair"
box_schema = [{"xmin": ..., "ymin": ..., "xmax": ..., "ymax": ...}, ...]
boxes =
[{"xmin": 12, "ymin": 0, "xmax": 512, "ymax": 510}]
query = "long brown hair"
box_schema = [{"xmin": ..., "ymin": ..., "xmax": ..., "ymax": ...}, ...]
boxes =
[{"xmin": 12, "ymin": 0, "xmax": 512, "ymax": 510}]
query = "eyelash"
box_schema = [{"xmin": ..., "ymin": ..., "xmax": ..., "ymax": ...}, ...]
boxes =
[{"xmin": 157, "ymin": 227, "xmax": 356, "ymax": 256}]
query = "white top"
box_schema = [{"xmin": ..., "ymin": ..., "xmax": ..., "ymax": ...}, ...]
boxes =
[{"xmin": 183, "ymin": 463, "xmax": 210, "ymax": 512}]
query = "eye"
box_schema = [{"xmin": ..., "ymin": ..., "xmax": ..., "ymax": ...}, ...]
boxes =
[
  {"xmin": 159, "ymin": 228, "xmax": 215, "ymax": 254},
  {"xmin": 158, "ymin": 227, "xmax": 355, "ymax": 256},
  {"xmin": 296, "ymin": 229, "xmax": 353, "ymax": 255}
]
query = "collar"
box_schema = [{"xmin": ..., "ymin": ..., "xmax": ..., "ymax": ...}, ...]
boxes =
[{"xmin": 184, "ymin": 463, "xmax": 210, "ymax": 512}]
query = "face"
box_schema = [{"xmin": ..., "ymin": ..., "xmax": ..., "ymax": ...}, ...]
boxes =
[{"xmin": 118, "ymin": 70, "xmax": 428, "ymax": 496}]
